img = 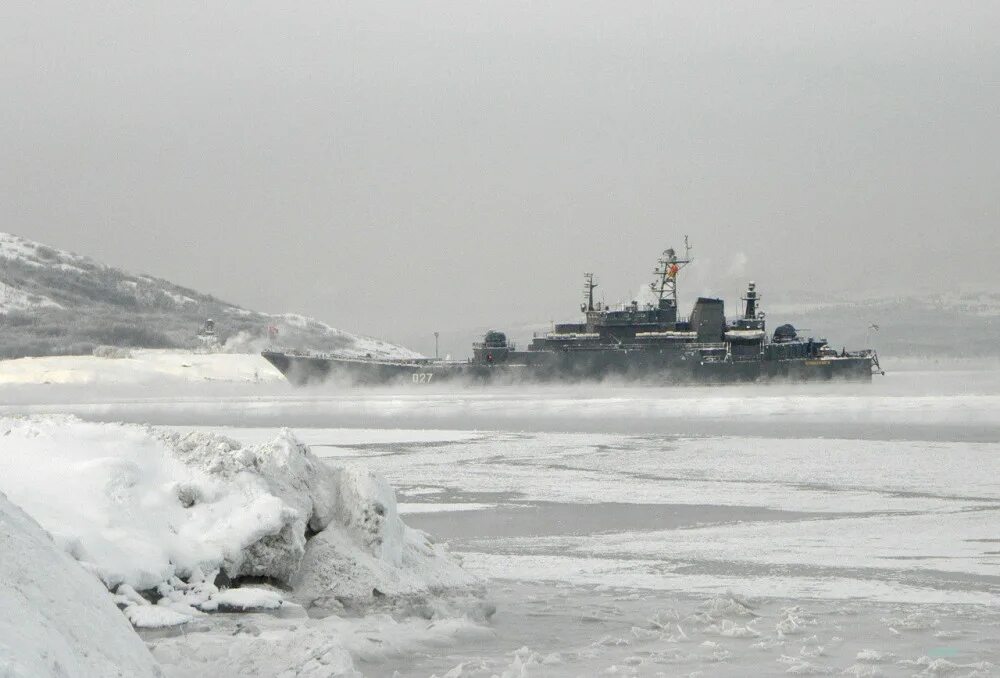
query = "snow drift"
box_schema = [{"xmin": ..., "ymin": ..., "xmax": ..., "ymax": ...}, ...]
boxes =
[
  {"xmin": 0, "ymin": 492, "xmax": 161, "ymax": 677},
  {"xmin": 0, "ymin": 416, "xmax": 477, "ymax": 628}
]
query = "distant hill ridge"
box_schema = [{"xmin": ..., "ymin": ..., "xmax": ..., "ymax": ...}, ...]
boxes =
[
  {"xmin": 764, "ymin": 291, "xmax": 999, "ymax": 359},
  {"xmin": 0, "ymin": 232, "xmax": 421, "ymax": 360}
]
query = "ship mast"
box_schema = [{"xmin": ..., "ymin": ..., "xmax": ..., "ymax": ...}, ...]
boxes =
[
  {"xmin": 582, "ymin": 272, "xmax": 598, "ymax": 311},
  {"xmin": 741, "ymin": 281, "xmax": 759, "ymax": 320},
  {"xmin": 650, "ymin": 236, "xmax": 692, "ymax": 308}
]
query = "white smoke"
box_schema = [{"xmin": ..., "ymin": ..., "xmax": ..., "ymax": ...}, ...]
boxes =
[{"xmin": 727, "ymin": 252, "xmax": 749, "ymax": 278}]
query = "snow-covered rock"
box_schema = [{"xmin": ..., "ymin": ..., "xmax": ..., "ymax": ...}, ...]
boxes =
[
  {"xmin": 0, "ymin": 416, "xmax": 477, "ymax": 628},
  {"xmin": 160, "ymin": 427, "xmax": 341, "ymax": 583},
  {"xmin": 207, "ymin": 587, "xmax": 285, "ymax": 611},
  {"xmin": 0, "ymin": 492, "xmax": 162, "ymax": 677},
  {"xmin": 292, "ymin": 507, "xmax": 477, "ymax": 613}
]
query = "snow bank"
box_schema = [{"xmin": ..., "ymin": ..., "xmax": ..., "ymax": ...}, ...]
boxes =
[
  {"xmin": 0, "ymin": 492, "xmax": 161, "ymax": 677},
  {"xmin": 0, "ymin": 416, "xmax": 476, "ymax": 628},
  {"xmin": 0, "ymin": 349, "xmax": 285, "ymax": 385}
]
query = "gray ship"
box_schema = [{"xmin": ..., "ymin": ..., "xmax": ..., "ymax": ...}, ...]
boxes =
[{"xmin": 263, "ymin": 240, "xmax": 882, "ymax": 386}]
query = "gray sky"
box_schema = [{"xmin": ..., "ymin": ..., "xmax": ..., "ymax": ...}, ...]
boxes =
[{"xmin": 3, "ymin": 1, "xmax": 999, "ymax": 352}]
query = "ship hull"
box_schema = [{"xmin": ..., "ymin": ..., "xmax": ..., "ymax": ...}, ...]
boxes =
[{"xmin": 262, "ymin": 350, "xmax": 874, "ymax": 387}]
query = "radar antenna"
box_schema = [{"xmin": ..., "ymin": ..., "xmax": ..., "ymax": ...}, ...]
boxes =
[
  {"xmin": 650, "ymin": 236, "xmax": 692, "ymax": 308},
  {"xmin": 582, "ymin": 272, "xmax": 598, "ymax": 312}
]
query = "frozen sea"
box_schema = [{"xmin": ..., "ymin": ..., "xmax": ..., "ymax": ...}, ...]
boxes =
[{"xmin": 4, "ymin": 363, "xmax": 999, "ymax": 676}]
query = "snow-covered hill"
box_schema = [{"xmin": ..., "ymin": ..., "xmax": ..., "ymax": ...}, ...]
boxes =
[
  {"xmin": 0, "ymin": 232, "xmax": 421, "ymax": 360},
  {"xmin": 769, "ymin": 292, "xmax": 1000, "ymax": 358}
]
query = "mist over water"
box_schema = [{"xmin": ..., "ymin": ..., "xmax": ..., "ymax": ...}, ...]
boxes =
[{"xmin": 6, "ymin": 365, "xmax": 1000, "ymax": 439}]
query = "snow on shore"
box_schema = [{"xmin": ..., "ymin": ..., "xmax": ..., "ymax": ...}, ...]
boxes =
[
  {"xmin": 0, "ymin": 492, "xmax": 161, "ymax": 677},
  {"xmin": 0, "ymin": 416, "xmax": 477, "ymax": 630},
  {"xmin": 0, "ymin": 349, "xmax": 286, "ymax": 385}
]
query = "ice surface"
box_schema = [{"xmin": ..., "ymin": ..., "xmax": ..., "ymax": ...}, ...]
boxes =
[
  {"xmin": 5, "ymin": 367, "xmax": 1000, "ymax": 676},
  {"xmin": 0, "ymin": 492, "xmax": 161, "ymax": 677},
  {"xmin": 398, "ymin": 502, "xmax": 497, "ymax": 514},
  {"xmin": 452, "ymin": 552, "xmax": 1000, "ymax": 605},
  {"xmin": 312, "ymin": 431, "xmax": 1000, "ymax": 514},
  {"xmin": 148, "ymin": 604, "xmax": 495, "ymax": 678},
  {"xmin": 174, "ymin": 426, "xmax": 485, "ymax": 447}
]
